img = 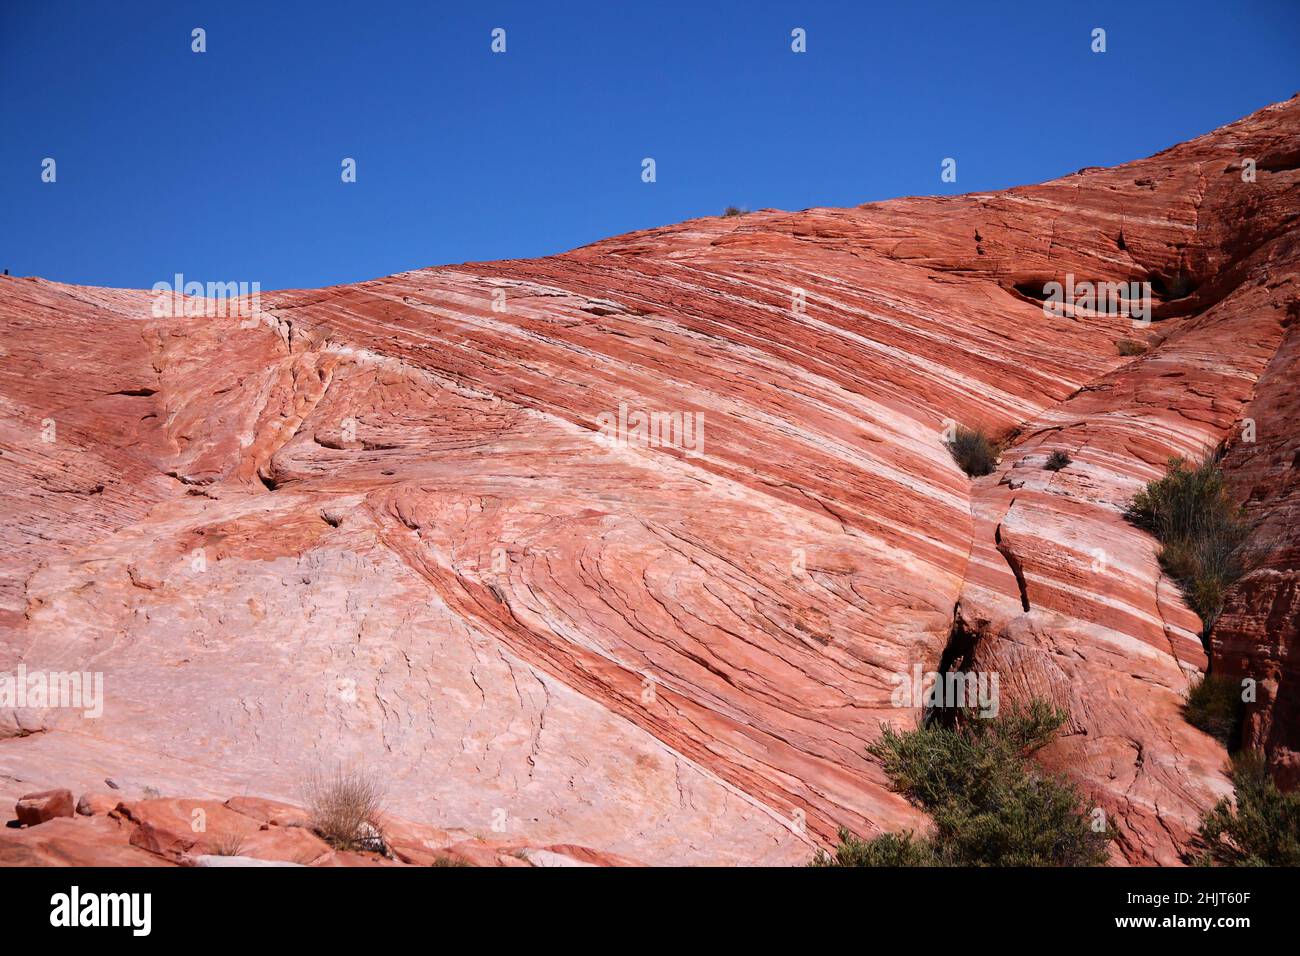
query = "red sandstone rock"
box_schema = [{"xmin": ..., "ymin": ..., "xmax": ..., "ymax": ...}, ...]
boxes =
[
  {"xmin": 1213, "ymin": 304, "xmax": 1300, "ymax": 788},
  {"xmin": 537, "ymin": 844, "xmax": 644, "ymax": 867},
  {"xmin": 115, "ymin": 798, "xmax": 264, "ymax": 862},
  {"xmin": 375, "ymin": 814, "xmax": 460, "ymax": 866},
  {"xmin": 238, "ymin": 824, "xmax": 333, "ymax": 865},
  {"xmin": 441, "ymin": 840, "xmax": 526, "ymax": 868},
  {"xmin": 223, "ymin": 795, "xmax": 311, "ymax": 828},
  {"xmin": 0, "ymin": 814, "xmax": 172, "ymax": 867},
  {"xmin": 0, "ymin": 97, "xmax": 1297, "ymax": 866},
  {"xmin": 75, "ymin": 792, "xmax": 120, "ymax": 816},
  {"xmin": 15, "ymin": 789, "xmax": 74, "ymax": 826},
  {"xmin": 0, "ymin": 787, "xmax": 613, "ymax": 867}
]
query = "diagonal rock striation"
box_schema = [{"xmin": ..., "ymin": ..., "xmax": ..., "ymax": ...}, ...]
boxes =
[{"xmin": 1, "ymin": 96, "xmax": 1297, "ymax": 865}]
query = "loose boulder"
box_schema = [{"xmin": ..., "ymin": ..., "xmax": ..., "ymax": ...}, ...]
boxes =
[{"xmin": 15, "ymin": 789, "xmax": 75, "ymax": 826}]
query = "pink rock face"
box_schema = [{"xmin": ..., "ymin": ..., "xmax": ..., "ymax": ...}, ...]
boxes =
[
  {"xmin": 0, "ymin": 97, "xmax": 1297, "ymax": 865},
  {"xmin": 1212, "ymin": 302, "xmax": 1300, "ymax": 788},
  {"xmin": 14, "ymin": 789, "xmax": 75, "ymax": 826},
  {"xmin": 75, "ymin": 792, "xmax": 120, "ymax": 816}
]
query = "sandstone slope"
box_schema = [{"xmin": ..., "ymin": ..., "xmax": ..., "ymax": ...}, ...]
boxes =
[{"xmin": 1, "ymin": 96, "xmax": 1297, "ymax": 865}]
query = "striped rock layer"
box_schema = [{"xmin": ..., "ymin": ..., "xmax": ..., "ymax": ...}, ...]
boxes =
[{"xmin": 1, "ymin": 96, "xmax": 1297, "ymax": 865}]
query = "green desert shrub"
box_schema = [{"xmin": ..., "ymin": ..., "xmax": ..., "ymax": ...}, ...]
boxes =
[
  {"xmin": 1125, "ymin": 453, "xmax": 1250, "ymax": 630},
  {"xmin": 1117, "ymin": 338, "xmax": 1149, "ymax": 356},
  {"xmin": 946, "ymin": 426, "xmax": 999, "ymax": 477},
  {"xmin": 1184, "ymin": 673, "xmax": 1242, "ymax": 746},
  {"xmin": 1044, "ymin": 450, "xmax": 1071, "ymax": 471},
  {"xmin": 811, "ymin": 828, "xmax": 937, "ymax": 867},
  {"xmin": 1195, "ymin": 752, "xmax": 1300, "ymax": 866},
  {"xmin": 813, "ymin": 701, "xmax": 1110, "ymax": 866},
  {"xmin": 722, "ymin": 205, "xmax": 748, "ymax": 217}
]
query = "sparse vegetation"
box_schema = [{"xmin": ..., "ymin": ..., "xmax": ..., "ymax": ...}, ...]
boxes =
[
  {"xmin": 208, "ymin": 833, "xmax": 247, "ymax": 857},
  {"xmin": 1194, "ymin": 752, "xmax": 1300, "ymax": 866},
  {"xmin": 1125, "ymin": 453, "xmax": 1250, "ymax": 631},
  {"xmin": 811, "ymin": 828, "xmax": 936, "ymax": 867},
  {"xmin": 946, "ymin": 426, "xmax": 999, "ymax": 477},
  {"xmin": 812, "ymin": 701, "xmax": 1110, "ymax": 866},
  {"xmin": 1044, "ymin": 450, "xmax": 1071, "ymax": 471},
  {"xmin": 302, "ymin": 765, "xmax": 386, "ymax": 852},
  {"xmin": 431, "ymin": 855, "xmax": 472, "ymax": 867},
  {"xmin": 722, "ymin": 205, "xmax": 749, "ymax": 217},
  {"xmin": 1184, "ymin": 673, "xmax": 1242, "ymax": 746},
  {"xmin": 1117, "ymin": 338, "xmax": 1149, "ymax": 356}
]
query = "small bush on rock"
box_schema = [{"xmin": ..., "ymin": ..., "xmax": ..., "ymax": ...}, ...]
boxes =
[
  {"xmin": 1195, "ymin": 752, "xmax": 1300, "ymax": 866},
  {"xmin": 947, "ymin": 426, "xmax": 999, "ymax": 477},
  {"xmin": 811, "ymin": 828, "xmax": 937, "ymax": 867},
  {"xmin": 1184, "ymin": 674, "xmax": 1242, "ymax": 746},
  {"xmin": 812, "ymin": 700, "xmax": 1111, "ymax": 866},
  {"xmin": 1044, "ymin": 450, "xmax": 1071, "ymax": 471},
  {"xmin": 303, "ymin": 765, "xmax": 386, "ymax": 852},
  {"xmin": 1125, "ymin": 453, "xmax": 1250, "ymax": 631}
]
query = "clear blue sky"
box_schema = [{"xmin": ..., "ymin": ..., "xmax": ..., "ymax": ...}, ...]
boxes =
[{"xmin": 2, "ymin": 0, "xmax": 1297, "ymax": 291}]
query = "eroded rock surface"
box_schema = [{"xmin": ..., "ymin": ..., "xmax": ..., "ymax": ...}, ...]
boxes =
[
  {"xmin": 1, "ymin": 96, "xmax": 1297, "ymax": 865},
  {"xmin": 1213, "ymin": 302, "xmax": 1300, "ymax": 789},
  {"xmin": 0, "ymin": 790, "xmax": 615, "ymax": 867}
]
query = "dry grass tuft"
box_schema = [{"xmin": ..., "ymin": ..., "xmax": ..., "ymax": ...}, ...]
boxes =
[{"xmin": 302, "ymin": 765, "xmax": 386, "ymax": 852}]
